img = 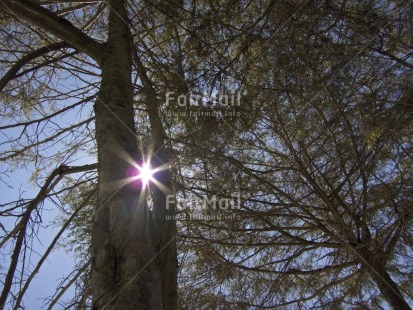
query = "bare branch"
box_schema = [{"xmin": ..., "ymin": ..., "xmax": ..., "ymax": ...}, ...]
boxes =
[
  {"xmin": 0, "ymin": 0, "xmax": 104, "ymax": 64},
  {"xmin": 0, "ymin": 163, "xmax": 97, "ymax": 309},
  {"xmin": 47, "ymin": 259, "xmax": 91, "ymax": 310},
  {"xmin": 0, "ymin": 42, "xmax": 69, "ymax": 92},
  {"xmin": 12, "ymin": 188, "xmax": 97, "ymax": 310}
]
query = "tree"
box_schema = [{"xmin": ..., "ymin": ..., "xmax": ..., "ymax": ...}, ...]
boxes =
[
  {"xmin": 0, "ymin": 1, "xmax": 176, "ymax": 309},
  {"xmin": 174, "ymin": 1, "xmax": 413, "ymax": 309},
  {"xmin": 1, "ymin": 0, "xmax": 412, "ymax": 309}
]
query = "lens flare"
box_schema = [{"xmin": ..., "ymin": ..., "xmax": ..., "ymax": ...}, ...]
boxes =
[
  {"xmin": 137, "ymin": 163, "xmax": 154, "ymax": 187},
  {"xmin": 120, "ymin": 150, "xmax": 171, "ymax": 194}
]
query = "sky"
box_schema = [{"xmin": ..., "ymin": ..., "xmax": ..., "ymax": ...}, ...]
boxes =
[
  {"xmin": 0, "ymin": 168, "xmax": 75, "ymax": 309},
  {"xmin": 0, "ymin": 102, "xmax": 95, "ymax": 309}
]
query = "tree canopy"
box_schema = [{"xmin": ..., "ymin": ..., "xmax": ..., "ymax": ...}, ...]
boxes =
[{"xmin": 1, "ymin": 0, "xmax": 412, "ymax": 309}]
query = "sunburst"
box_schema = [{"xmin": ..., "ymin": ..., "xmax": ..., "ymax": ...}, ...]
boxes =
[
  {"xmin": 133, "ymin": 162, "xmax": 155, "ymax": 188},
  {"xmin": 112, "ymin": 146, "xmax": 172, "ymax": 197}
]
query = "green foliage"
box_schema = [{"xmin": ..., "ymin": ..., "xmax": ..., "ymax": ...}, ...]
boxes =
[{"xmin": 1, "ymin": 0, "xmax": 413, "ymax": 308}]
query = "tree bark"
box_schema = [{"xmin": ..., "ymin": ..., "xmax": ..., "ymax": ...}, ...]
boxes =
[
  {"xmin": 0, "ymin": 0, "xmax": 103, "ymax": 64},
  {"xmin": 91, "ymin": 1, "xmax": 173, "ymax": 308},
  {"xmin": 2, "ymin": 1, "xmax": 177, "ymax": 308},
  {"xmin": 134, "ymin": 49, "xmax": 178, "ymax": 310},
  {"xmin": 362, "ymin": 252, "xmax": 411, "ymax": 310},
  {"xmin": 148, "ymin": 97, "xmax": 178, "ymax": 310}
]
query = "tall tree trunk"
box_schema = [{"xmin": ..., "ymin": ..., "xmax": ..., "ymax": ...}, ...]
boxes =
[
  {"xmin": 369, "ymin": 266, "xmax": 411, "ymax": 309},
  {"xmin": 91, "ymin": 1, "xmax": 175, "ymax": 308},
  {"xmin": 147, "ymin": 99, "xmax": 178, "ymax": 310},
  {"xmin": 133, "ymin": 51, "xmax": 178, "ymax": 310},
  {"xmin": 362, "ymin": 252, "xmax": 411, "ymax": 310}
]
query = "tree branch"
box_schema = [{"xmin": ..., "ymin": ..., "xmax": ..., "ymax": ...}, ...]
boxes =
[
  {"xmin": 0, "ymin": 95, "xmax": 95, "ymax": 130},
  {"xmin": 0, "ymin": 42, "xmax": 70, "ymax": 92},
  {"xmin": 0, "ymin": 163, "xmax": 97, "ymax": 309},
  {"xmin": 0, "ymin": 0, "xmax": 103, "ymax": 64},
  {"xmin": 12, "ymin": 188, "xmax": 97, "ymax": 310},
  {"xmin": 47, "ymin": 259, "xmax": 91, "ymax": 310},
  {"xmin": 369, "ymin": 46, "xmax": 413, "ymax": 70},
  {"xmin": 0, "ymin": 42, "xmax": 70, "ymax": 91}
]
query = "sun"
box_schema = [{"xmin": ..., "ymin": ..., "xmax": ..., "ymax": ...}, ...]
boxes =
[
  {"xmin": 117, "ymin": 148, "xmax": 171, "ymax": 194},
  {"xmin": 135, "ymin": 162, "xmax": 155, "ymax": 187}
]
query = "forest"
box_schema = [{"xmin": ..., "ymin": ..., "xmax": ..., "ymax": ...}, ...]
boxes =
[{"xmin": 0, "ymin": 0, "xmax": 412, "ymax": 309}]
